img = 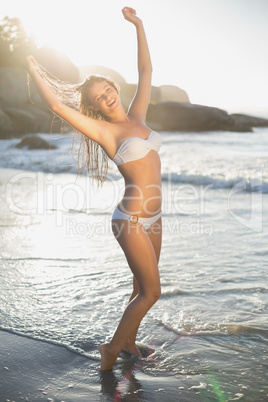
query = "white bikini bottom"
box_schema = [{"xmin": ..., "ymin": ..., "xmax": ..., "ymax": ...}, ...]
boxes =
[{"xmin": 112, "ymin": 207, "xmax": 162, "ymax": 230}]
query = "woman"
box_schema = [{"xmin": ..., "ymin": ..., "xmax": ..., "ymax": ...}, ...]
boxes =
[{"xmin": 25, "ymin": 7, "xmax": 162, "ymax": 371}]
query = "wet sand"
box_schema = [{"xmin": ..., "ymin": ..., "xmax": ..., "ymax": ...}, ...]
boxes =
[
  {"xmin": 0, "ymin": 330, "xmax": 100, "ymax": 401},
  {"xmin": 0, "ymin": 330, "xmax": 185, "ymax": 402}
]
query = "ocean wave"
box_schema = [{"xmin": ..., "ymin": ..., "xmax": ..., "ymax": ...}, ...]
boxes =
[
  {"xmin": 160, "ymin": 322, "xmax": 268, "ymax": 338},
  {"xmin": 161, "ymin": 285, "xmax": 267, "ymax": 297},
  {"xmin": 0, "ymin": 256, "xmax": 88, "ymax": 262},
  {"xmin": 161, "ymin": 289, "xmax": 190, "ymax": 297},
  {"xmin": 161, "ymin": 172, "xmax": 268, "ymax": 193},
  {"xmin": 215, "ymin": 286, "xmax": 267, "ymax": 294},
  {"xmin": 222, "ymin": 324, "xmax": 268, "ymax": 336}
]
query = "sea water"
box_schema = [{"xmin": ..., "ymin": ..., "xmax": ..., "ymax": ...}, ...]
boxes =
[{"xmin": 0, "ymin": 128, "xmax": 267, "ymax": 401}]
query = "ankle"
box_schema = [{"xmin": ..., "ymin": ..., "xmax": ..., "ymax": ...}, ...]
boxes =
[
  {"xmin": 105, "ymin": 343, "xmax": 117, "ymax": 357},
  {"xmin": 124, "ymin": 339, "xmax": 135, "ymax": 347}
]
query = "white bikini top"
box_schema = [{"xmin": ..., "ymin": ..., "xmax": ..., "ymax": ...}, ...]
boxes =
[{"xmin": 113, "ymin": 131, "xmax": 162, "ymax": 166}]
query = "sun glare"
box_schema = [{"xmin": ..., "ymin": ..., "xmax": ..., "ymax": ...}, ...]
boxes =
[
  {"xmin": 13, "ymin": 0, "xmax": 137, "ymax": 82},
  {"xmin": 1, "ymin": 0, "xmax": 268, "ymax": 113}
]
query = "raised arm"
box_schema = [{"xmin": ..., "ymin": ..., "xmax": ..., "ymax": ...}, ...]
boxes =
[
  {"xmin": 122, "ymin": 7, "xmax": 152, "ymax": 122},
  {"xmin": 24, "ymin": 56, "xmax": 108, "ymax": 145}
]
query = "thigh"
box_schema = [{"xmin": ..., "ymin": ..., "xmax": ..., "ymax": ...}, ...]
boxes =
[
  {"xmin": 147, "ymin": 217, "xmax": 162, "ymax": 264},
  {"xmin": 131, "ymin": 218, "xmax": 162, "ymax": 294},
  {"xmin": 112, "ymin": 220, "xmax": 160, "ymax": 292}
]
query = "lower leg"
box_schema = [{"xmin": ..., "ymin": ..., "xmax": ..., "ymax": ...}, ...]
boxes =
[
  {"xmin": 100, "ymin": 290, "xmax": 159, "ymax": 370},
  {"xmin": 123, "ymin": 277, "xmax": 141, "ymax": 355}
]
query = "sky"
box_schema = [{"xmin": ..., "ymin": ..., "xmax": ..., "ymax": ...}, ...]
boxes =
[{"xmin": 1, "ymin": 0, "xmax": 268, "ymax": 115}]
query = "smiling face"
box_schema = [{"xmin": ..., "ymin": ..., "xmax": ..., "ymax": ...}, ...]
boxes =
[{"xmin": 87, "ymin": 80, "xmax": 120, "ymax": 115}]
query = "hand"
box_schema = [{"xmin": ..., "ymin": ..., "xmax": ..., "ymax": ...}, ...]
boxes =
[
  {"xmin": 22, "ymin": 55, "xmax": 38, "ymax": 73},
  {"xmin": 121, "ymin": 7, "xmax": 141, "ymax": 26}
]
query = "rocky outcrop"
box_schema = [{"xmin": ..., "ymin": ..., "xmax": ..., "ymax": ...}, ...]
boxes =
[
  {"xmin": 0, "ymin": 108, "xmax": 13, "ymax": 136},
  {"xmin": 0, "ymin": 49, "xmax": 79, "ymax": 139},
  {"xmin": 79, "ymin": 65, "xmax": 126, "ymax": 86},
  {"xmin": 230, "ymin": 114, "xmax": 268, "ymax": 128},
  {"xmin": 78, "ymin": 66, "xmax": 190, "ymax": 110},
  {"xmin": 147, "ymin": 102, "xmax": 268, "ymax": 132},
  {"xmin": 35, "ymin": 46, "xmax": 79, "ymax": 84},
  {"xmin": 16, "ymin": 134, "xmax": 57, "ymax": 149},
  {"xmin": 0, "ymin": 67, "xmax": 31, "ymax": 107},
  {"xmin": 0, "ymin": 67, "xmax": 61, "ymax": 138},
  {"xmin": 119, "ymin": 83, "xmax": 189, "ymax": 111},
  {"xmin": 157, "ymin": 85, "xmax": 189, "ymax": 103},
  {"xmin": 0, "ymin": 65, "xmax": 192, "ymax": 138},
  {"xmin": 1, "ymin": 65, "xmax": 268, "ymax": 138}
]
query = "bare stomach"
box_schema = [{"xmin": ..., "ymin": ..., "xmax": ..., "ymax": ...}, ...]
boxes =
[{"xmin": 117, "ymin": 151, "xmax": 162, "ymax": 217}]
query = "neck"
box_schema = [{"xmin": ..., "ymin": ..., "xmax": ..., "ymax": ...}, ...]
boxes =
[{"xmin": 106, "ymin": 105, "xmax": 129, "ymax": 124}]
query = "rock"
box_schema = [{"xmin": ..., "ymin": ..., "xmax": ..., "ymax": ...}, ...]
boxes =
[
  {"xmin": 120, "ymin": 83, "xmax": 138, "ymax": 110},
  {"xmin": 119, "ymin": 83, "xmax": 189, "ymax": 111},
  {"xmin": 120, "ymin": 82, "xmax": 189, "ymax": 111},
  {"xmin": 230, "ymin": 113, "xmax": 268, "ymax": 128},
  {"xmin": 78, "ymin": 65, "xmax": 126, "ymax": 85},
  {"xmin": 0, "ymin": 67, "xmax": 61, "ymax": 138},
  {"xmin": 0, "ymin": 55, "xmax": 79, "ymax": 140},
  {"xmin": 1, "ymin": 65, "xmax": 267, "ymax": 137},
  {"xmin": 0, "ymin": 67, "xmax": 31, "ymax": 107},
  {"xmin": 146, "ymin": 102, "xmax": 254, "ymax": 132},
  {"xmin": 16, "ymin": 135, "xmax": 57, "ymax": 149},
  {"xmin": 4, "ymin": 106, "xmax": 37, "ymax": 134},
  {"xmin": 0, "ymin": 104, "xmax": 60, "ymax": 137},
  {"xmin": 0, "ymin": 108, "xmax": 14, "ymax": 138},
  {"xmin": 78, "ymin": 65, "xmax": 190, "ymax": 109},
  {"xmin": 158, "ymin": 85, "xmax": 189, "ymax": 103},
  {"xmin": 35, "ymin": 46, "xmax": 79, "ymax": 83},
  {"xmin": 78, "ymin": 66, "xmax": 137, "ymax": 111},
  {"xmin": 22, "ymin": 104, "xmax": 56, "ymax": 132}
]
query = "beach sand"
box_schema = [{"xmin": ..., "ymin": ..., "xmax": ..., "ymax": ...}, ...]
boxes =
[
  {"xmin": 0, "ymin": 330, "xmax": 100, "ymax": 401},
  {"xmin": 0, "ymin": 330, "xmax": 186, "ymax": 402}
]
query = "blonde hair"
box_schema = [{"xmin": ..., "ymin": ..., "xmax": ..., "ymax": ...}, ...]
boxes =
[{"xmin": 31, "ymin": 62, "xmax": 119, "ymax": 186}]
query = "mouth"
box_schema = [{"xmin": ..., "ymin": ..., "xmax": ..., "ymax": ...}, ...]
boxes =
[{"xmin": 107, "ymin": 98, "xmax": 116, "ymax": 107}]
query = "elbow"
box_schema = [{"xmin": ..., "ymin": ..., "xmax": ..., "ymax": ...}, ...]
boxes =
[{"xmin": 51, "ymin": 101, "xmax": 62, "ymax": 115}]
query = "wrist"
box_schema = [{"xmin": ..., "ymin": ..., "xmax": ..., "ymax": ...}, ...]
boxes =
[{"xmin": 134, "ymin": 19, "xmax": 143, "ymax": 29}]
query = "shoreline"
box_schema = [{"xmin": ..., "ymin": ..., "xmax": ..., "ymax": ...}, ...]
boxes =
[
  {"xmin": 0, "ymin": 329, "xmax": 185, "ymax": 402},
  {"xmin": 0, "ymin": 329, "xmax": 100, "ymax": 401}
]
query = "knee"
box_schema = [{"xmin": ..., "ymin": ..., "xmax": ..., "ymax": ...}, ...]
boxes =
[
  {"xmin": 153, "ymin": 285, "xmax": 161, "ymax": 302},
  {"xmin": 146, "ymin": 284, "xmax": 161, "ymax": 306}
]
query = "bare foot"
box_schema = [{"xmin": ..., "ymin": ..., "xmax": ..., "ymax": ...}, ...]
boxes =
[
  {"xmin": 122, "ymin": 342, "xmax": 142, "ymax": 357},
  {"xmin": 138, "ymin": 344, "xmax": 155, "ymax": 357},
  {"xmin": 99, "ymin": 343, "xmax": 117, "ymax": 371}
]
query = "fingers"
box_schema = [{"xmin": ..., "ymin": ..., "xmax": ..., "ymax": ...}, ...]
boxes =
[
  {"xmin": 22, "ymin": 55, "xmax": 37, "ymax": 72},
  {"xmin": 28, "ymin": 56, "xmax": 38, "ymax": 67},
  {"xmin": 121, "ymin": 6, "xmax": 137, "ymax": 19},
  {"xmin": 121, "ymin": 6, "xmax": 141, "ymax": 26},
  {"xmin": 26, "ymin": 55, "xmax": 35, "ymax": 63},
  {"xmin": 122, "ymin": 6, "xmax": 136, "ymax": 14}
]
